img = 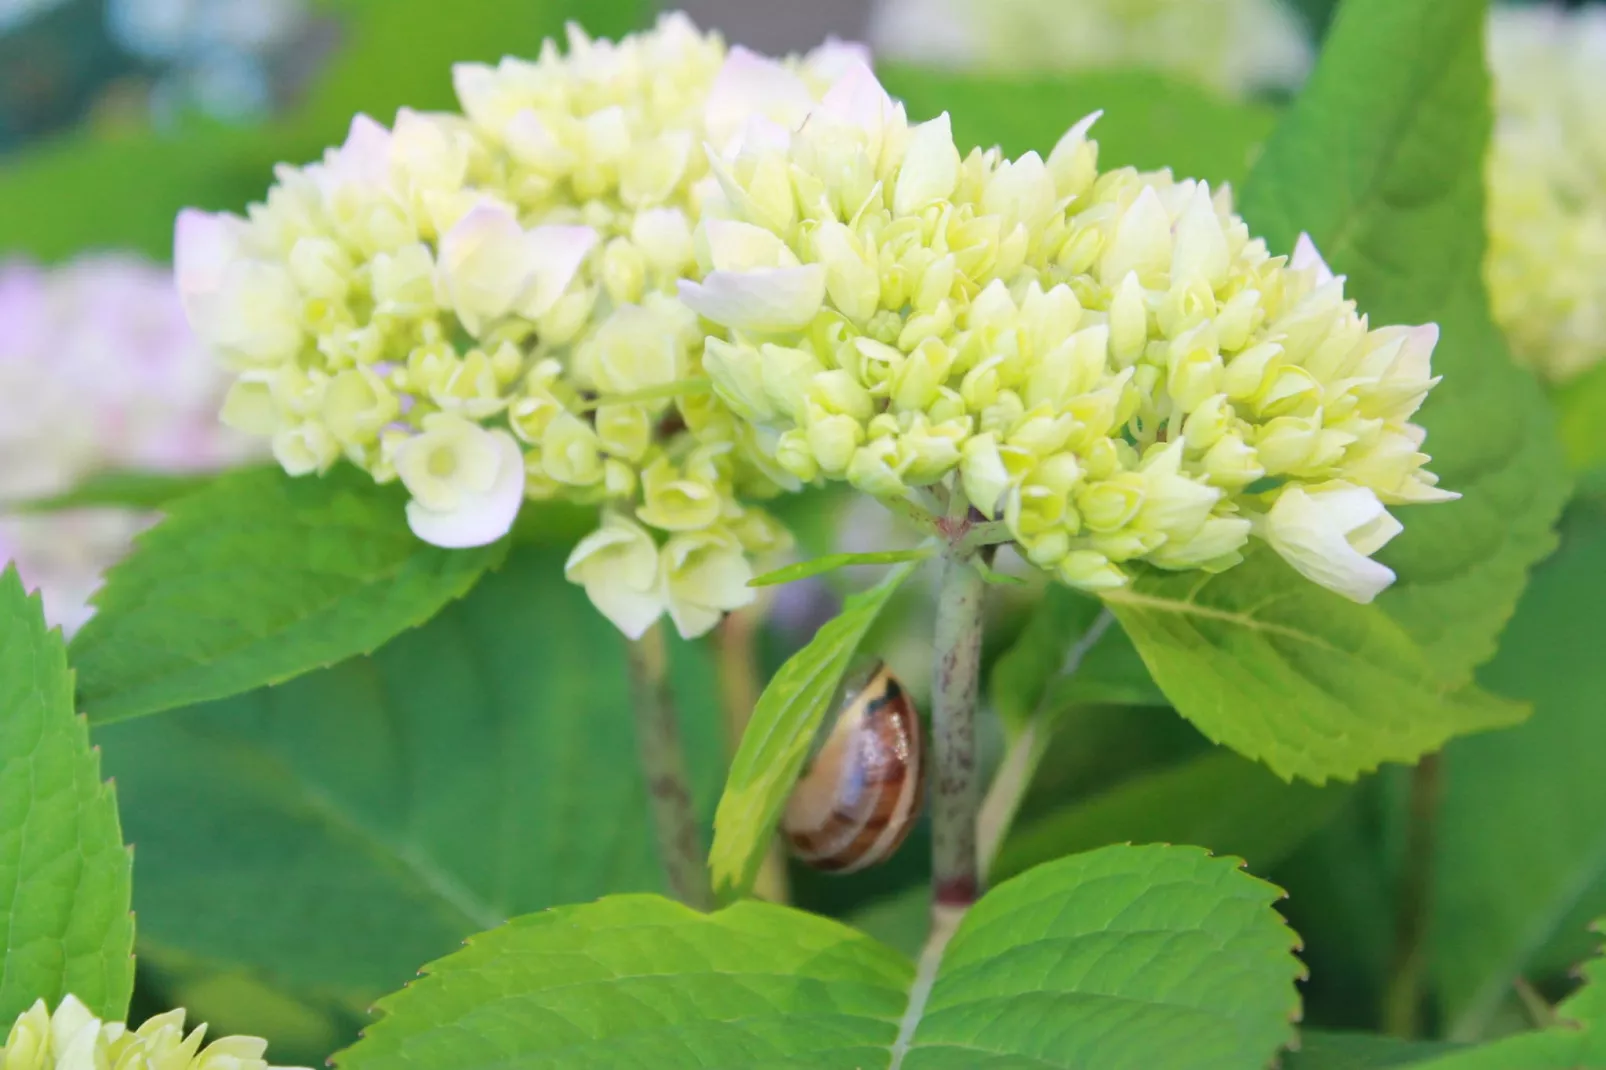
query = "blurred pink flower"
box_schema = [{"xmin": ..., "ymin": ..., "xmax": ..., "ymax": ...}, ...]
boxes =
[{"xmin": 0, "ymin": 255, "xmax": 260, "ymax": 632}]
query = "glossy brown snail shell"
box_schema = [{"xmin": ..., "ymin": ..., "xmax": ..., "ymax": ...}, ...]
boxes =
[{"xmin": 782, "ymin": 662, "xmax": 924, "ymax": 873}]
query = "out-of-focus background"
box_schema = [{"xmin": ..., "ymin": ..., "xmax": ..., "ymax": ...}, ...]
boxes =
[{"xmin": 3, "ymin": 0, "xmax": 1603, "ymax": 1064}]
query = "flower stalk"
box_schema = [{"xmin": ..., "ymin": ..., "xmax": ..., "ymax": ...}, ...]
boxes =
[
  {"xmin": 930, "ymin": 544, "xmax": 988, "ymax": 910},
  {"xmin": 625, "ymin": 623, "xmax": 713, "ymax": 910}
]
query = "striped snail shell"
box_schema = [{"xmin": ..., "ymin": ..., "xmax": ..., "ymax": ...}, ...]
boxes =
[{"xmin": 782, "ymin": 662, "xmax": 924, "ymax": 873}]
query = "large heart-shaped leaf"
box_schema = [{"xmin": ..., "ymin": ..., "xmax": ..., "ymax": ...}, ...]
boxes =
[
  {"xmin": 0, "ymin": 567, "xmax": 133, "ymax": 1023},
  {"xmin": 336, "ymin": 844, "xmax": 1302, "ymax": 1069},
  {"xmin": 71, "ymin": 466, "xmax": 505, "ymax": 724},
  {"xmin": 93, "ymin": 545, "xmax": 721, "ymax": 1035}
]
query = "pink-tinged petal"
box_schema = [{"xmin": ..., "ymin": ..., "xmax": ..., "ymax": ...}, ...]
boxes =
[
  {"xmin": 804, "ymin": 38, "xmax": 874, "ymax": 81},
  {"xmin": 406, "ymin": 429, "xmax": 524, "ymax": 548},
  {"xmin": 678, "ymin": 266, "xmax": 827, "ymax": 333},
  {"xmin": 517, "ymin": 224, "xmax": 597, "ymax": 319},
  {"xmin": 705, "ymin": 46, "xmax": 813, "ymax": 149},
  {"xmin": 172, "ymin": 209, "xmax": 240, "ymax": 326},
  {"xmin": 331, "ymin": 113, "xmax": 393, "ymax": 187},
  {"xmin": 815, "ymin": 60, "xmax": 898, "ymax": 137},
  {"xmin": 1291, "ymin": 232, "xmax": 1336, "ymax": 285}
]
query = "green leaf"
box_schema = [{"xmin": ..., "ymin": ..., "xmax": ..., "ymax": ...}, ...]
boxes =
[
  {"xmin": 748, "ymin": 549, "xmax": 933, "ymax": 588},
  {"xmin": 988, "ymin": 586, "xmax": 1164, "ymax": 737},
  {"xmin": 335, "ymin": 895, "xmax": 913, "ymax": 1068},
  {"xmin": 710, "ymin": 562, "xmax": 918, "ymax": 897},
  {"xmin": 1432, "ymin": 526, "xmax": 1606, "ymax": 1035},
  {"xmin": 94, "ymin": 545, "xmax": 722, "ymax": 1033},
  {"xmin": 993, "ymin": 750, "xmax": 1349, "ymax": 883},
  {"xmin": 1104, "ymin": 551, "xmax": 1527, "ymax": 782},
  {"xmin": 70, "ymin": 466, "xmax": 505, "ymax": 724},
  {"xmin": 7, "ymin": 468, "xmax": 242, "ymax": 514},
  {"xmin": 879, "ymin": 67, "xmax": 1278, "ymax": 188},
  {"xmin": 1413, "ymin": 925, "xmax": 1606, "ymax": 1069},
  {"xmin": 1286, "ymin": 1033, "xmax": 1464, "ymax": 1069},
  {"xmin": 0, "ymin": 567, "xmax": 133, "ymax": 1023},
  {"xmin": 1236, "ymin": 0, "xmax": 1569, "ymax": 684},
  {"xmin": 1554, "ymin": 362, "xmax": 1606, "ymax": 480},
  {"xmin": 905, "ymin": 845, "xmax": 1302, "ymax": 1068},
  {"xmin": 335, "ymin": 845, "xmax": 1302, "ymax": 1069}
]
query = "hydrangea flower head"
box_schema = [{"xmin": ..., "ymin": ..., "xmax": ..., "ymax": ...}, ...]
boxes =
[
  {"xmin": 1485, "ymin": 4, "xmax": 1606, "ymax": 384},
  {"xmin": 687, "ymin": 70, "xmax": 1453, "ymax": 603},
  {"xmin": 0, "ymin": 994, "xmax": 306, "ymax": 1070},
  {"xmin": 867, "ymin": 0, "xmax": 1312, "ymax": 99},
  {"xmin": 175, "ymin": 14, "xmax": 866, "ymax": 637},
  {"xmin": 0, "ymin": 257, "xmax": 258, "ymax": 633}
]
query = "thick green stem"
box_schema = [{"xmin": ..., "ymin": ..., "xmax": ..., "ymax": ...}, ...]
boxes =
[
  {"xmin": 1383, "ymin": 752, "xmax": 1443, "ymax": 1037},
  {"xmin": 930, "ymin": 550, "xmax": 987, "ymax": 910},
  {"xmin": 625, "ymin": 623, "xmax": 714, "ymax": 911}
]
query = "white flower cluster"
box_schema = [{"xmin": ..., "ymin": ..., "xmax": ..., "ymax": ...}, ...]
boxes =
[
  {"xmin": 866, "ymin": 0, "xmax": 1312, "ymax": 98},
  {"xmin": 0, "ymin": 257, "xmax": 257, "ymax": 633},
  {"xmin": 683, "ymin": 67, "xmax": 1452, "ymax": 603},
  {"xmin": 175, "ymin": 15, "xmax": 871, "ymax": 638},
  {"xmin": 178, "ymin": 12, "xmax": 1455, "ymax": 635},
  {"xmin": 0, "ymin": 995, "xmax": 305, "ymax": 1070},
  {"xmin": 1485, "ymin": 4, "xmax": 1606, "ymax": 384}
]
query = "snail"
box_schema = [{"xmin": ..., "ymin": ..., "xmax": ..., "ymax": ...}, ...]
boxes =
[{"xmin": 782, "ymin": 662, "xmax": 924, "ymax": 873}]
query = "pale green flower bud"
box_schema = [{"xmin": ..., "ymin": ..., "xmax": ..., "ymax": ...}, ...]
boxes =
[
  {"xmin": 729, "ymin": 506, "xmax": 794, "ymax": 555},
  {"xmin": 1078, "ymin": 475, "xmax": 1145, "ymax": 533},
  {"xmin": 1170, "ymin": 182, "xmax": 1231, "ymax": 287},
  {"xmin": 370, "ymin": 243, "xmax": 438, "ymax": 319},
  {"xmin": 1202, "ymin": 432, "xmax": 1266, "ymax": 487},
  {"xmin": 273, "ymin": 421, "xmax": 339, "ymax": 477},
  {"xmin": 928, "ymin": 385, "xmax": 968, "ymax": 424},
  {"xmin": 1147, "ymin": 514, "xmax": 1253, "ymax": 571},
  {"xmin": 704, "ymin": 338, "xmax": 775, "ymax": 422},
  {"xmin": 324, "ymin": 367, "xmax": 400, "ymax": 448},
  {"xmin": 1101, "ymin": 186, "xmax": 1173, "ymax": 284},
  {"xmin": 894, "ymin": 112, "xmax": 961, "ymax": 215},
  {"xmin": 1222, "ymin": 341, "xmax": 1284, "ymax": 401},
  {"xmin": 806, "ymin": 409, "xmax": 866, "ymax": 476},
  {"xmin": 1182, "ymin": 393, "xmax": 1233, "ymax": 451},
  {"xmin": 1167, "ymin": 322, "xmax": 1224, "ymax": 414},
  {"xmin": 759, "ymin": 343, "xmax": 826, "ymax": 422},
  {"xmin": 1108, "ymin": 271, "xmax": 1148, "ymax": 368},
  {"xmin": 1213, "ymin": 287, "xmax": 1262, "ymax": 352},
  {"xmin": 537, "ymin": 285, "xmax": 599, "ymax": 347},
  {"xmin": 1135, "ymin": 442, "xmax": 1221, "ymax": 536},
  {"xmin": 1006, "ymin": 452, "xmax": 1083, "ymax": 539},
  {"xmin": 601, "ymin": 237, "xmax": 647, "ymax": 306},
  {"xmin": 1255, "ymin": 482, "xmax": 1402, "ymax": 603},
  {"xmin": 288, "ymin": 236, "xmax": 353, "ymax": 301},
  {"xmin": 604, "ymin": 457, "xmax": 638, "ymax": 500},
  {"xmin": 431, "ymin": 348, "xmax": 507, "ymax": 418},
  {"xmin": 1047, "ymin": 111, "xmax": 1100, "ymax": 201},
  {"xmin": 508, "ymin": 360, "xmax": 569, "ymax": 444},
  {"xmin": 541, "ymin": 411, "xmax": 606, "ymax": 486},
  {"xmin": 847, "ymin": 435, "xmax": 911, "ymax": 497},
  {"xmin": 852, "ymin": 337, "xmax": 906, "ymax": 398},
  {"xmin": 1341, "ymin": 426, "xmax": 1460, "ymax": 505},
  {"xmin": 809, "ymin": 369, "xmax": 875, "ymax": 420},
  {"xmin": 595, "ymin": 403, "xmax": 652, "ymax": 462},
  {"xmin": 220, "ymin": 376, "xmax": 283, "ymax": 436},
  {"xmin": 983, "ymin": 151, "xmax": 1056, "ymax": 235},
  {"xmin": 637, "ymin": 453, "xmax": 725, "ymax": 531},
  {"xmin": 584, "ymin": 301, "xmax": 691, "ymax": 396},
  {"xmin": 566, "ymin": 512, "xmax": 664, "ymax": 639},
  {"xmin": 900, "ymin": 416, "xmax": 969, "ymax": 483},
  {"xmin": 662, "ymin": 527, "xmax": 755, "ymax": 638},
  {"xmin": 1007, "ymin": 405, "xmax": 1075, "ymax": 457},
  {"xmin": 436, "ymin": 203, "xmax": 596, "ymax": 337},
  {"xmin": 775, "ymin": 427, "xmax": 820, "ymax": 481},
  {"xmin": 1057, "ymin": 549, "xmax": 1126, "ymax": 592},
  {"xmin": 960, "ymin": 356, "xmax": 1004, "ymax": 412},
  {"xmin": 888, "ymin": 337, "xmax": 954, "ymax": 412},
  {"xmin": 631, "ymin": 208, "xmax": 696, "ymax": 276},
  {"xmin": 813, "ymin": 221, "xmax": 882, "ymax": 324}
]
